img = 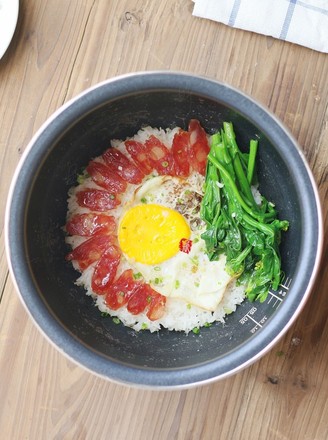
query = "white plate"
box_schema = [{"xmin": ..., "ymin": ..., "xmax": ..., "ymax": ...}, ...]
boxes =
[{"xmin": 0, "ymin": 0, "xmax": 19, "ymax": 59}]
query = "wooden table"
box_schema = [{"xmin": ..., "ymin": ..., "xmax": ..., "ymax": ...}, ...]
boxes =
[{"xmin": 0, "ymin": 1, "xmax": 327, "ymax": 439}]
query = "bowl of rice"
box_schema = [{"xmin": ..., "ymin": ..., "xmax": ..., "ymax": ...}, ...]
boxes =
[{"xmin": 5, "ymin": 72, "xmax": 323, "ymax": 389}]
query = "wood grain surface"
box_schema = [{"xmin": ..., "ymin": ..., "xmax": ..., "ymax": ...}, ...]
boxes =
[{"xmin": 0, "ymin": 1, "xmax": 327, "ymax": 439}]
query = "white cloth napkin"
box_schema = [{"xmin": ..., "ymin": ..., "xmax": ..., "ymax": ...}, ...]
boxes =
[{"xmin": 192, "ymin": 0, "xmax": 328, "ymax": 53}]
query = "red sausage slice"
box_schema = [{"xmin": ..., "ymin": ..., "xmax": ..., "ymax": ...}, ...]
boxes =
[
  {"xmin": 76, "ymin": 189, "xmax": 120, "ymax": 211},
  {"xmin": 188, "ymin": 119, "xmax": 210, "ymax": 175},
  {"xmin": 146, "ymin": 289, "xmax": 166, "ymax": 321},
  {"xmin": 86, "ymin": 161, "xmax": 127, "ymax": 193},
  {"xmin": 66, "ymin": 235, "xmax": 111, "ymax": 270},
  {"xmin": 144, "ymin": 135, "xmax": 176, "ymax": 175},
  {"xmin": 126, "ymin": 284, "xmax": 150, "ymax": 315},
  {"xmin": 127, "ymin": 283, "xmax": 166, "ymax": 319},
  {"xmin": 91, "ymin": 245, "xmax": 121, "ymax": 294},
  {"xmin": 105, "ymin": 269, "xmax": 142, "ymax": 310},
  {"xmin": 125, "ymin": 140, "xmax": 153, "ymax": 175},
  {"xmin": 102, "ymin": 148, "xmax": 145, "ymax": 184},
  {"xmin": 66, "ymin": 213, "xmax": 117, "ymax": 237},
  {"xmin": 171, "ymin": 129, "xmax": 191, "ymax": 177}
]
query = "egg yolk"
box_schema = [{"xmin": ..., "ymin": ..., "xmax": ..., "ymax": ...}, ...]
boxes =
[{"xmin": 118, "ymin": 204, "xmax": 191, "ymax": 264}]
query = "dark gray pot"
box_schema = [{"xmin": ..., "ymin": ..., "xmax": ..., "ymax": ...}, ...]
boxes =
[{"xmin": 5, "ymin": 72, "xmax": 323, "ymax": 389}]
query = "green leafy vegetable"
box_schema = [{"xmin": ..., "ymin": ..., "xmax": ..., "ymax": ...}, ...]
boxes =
[{"xmin": 200, "ymin": 122, "xmax": 289, "ymax": 302}]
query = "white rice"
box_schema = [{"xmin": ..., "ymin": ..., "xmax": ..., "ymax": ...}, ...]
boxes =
[{"xmin": 66, "ymin": 126, "xmax": 248, "ymax": 334}]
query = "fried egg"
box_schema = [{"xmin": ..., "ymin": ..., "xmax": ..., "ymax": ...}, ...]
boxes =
[
  {"xmin": 119, "ymin": 204, "xmax": 191, "ymax": 264},
  {"xmin": 117, "ymin": 175, "xmax": 233, "ymax": 311}
]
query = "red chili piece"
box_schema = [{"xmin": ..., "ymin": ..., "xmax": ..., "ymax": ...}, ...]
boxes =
[{"xmin": 179, "ymin": 238, "xmax": 193, "ymax": 254}]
